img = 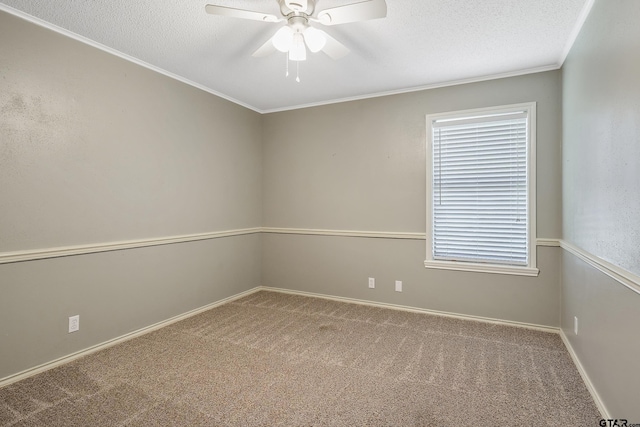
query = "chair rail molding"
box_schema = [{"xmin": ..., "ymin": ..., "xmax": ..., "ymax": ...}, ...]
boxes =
[
  {"xmin": 0, "ymin": 228, "xmax": 262, "ymax": 265},
  {"xmin": 0, "ymin": 228, "xmax": 565, "ymax": 265}
]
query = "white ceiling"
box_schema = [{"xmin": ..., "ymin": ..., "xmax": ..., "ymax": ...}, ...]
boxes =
[{"xmin": 1, "ymin": 0, "xmax": 592, "ymax": 113}]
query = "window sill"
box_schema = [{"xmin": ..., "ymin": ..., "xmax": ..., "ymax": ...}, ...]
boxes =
[{"xmin": 424, "ymin": 260, "xmax": 539, "ymax": 277}]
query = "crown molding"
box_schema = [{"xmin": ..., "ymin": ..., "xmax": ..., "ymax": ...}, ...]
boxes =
[
  {"xmin": 1, "ymin": 4, "xmax": 565, "ymax": 115},
  {"xmin": 261, "ymin": 65, "xmax": 561, "ymax": 114},
  {"xmin": 0, "ymin": 4, "xmax": 261, "ymax": 113},
  {"xmin": 558, "ymin": 0, "xmax": 596, "ymax": 66}
]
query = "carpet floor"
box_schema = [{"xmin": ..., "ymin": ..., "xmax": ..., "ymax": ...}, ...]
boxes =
[{"xmin": 1, "ymin": 290, "xmax": 600, "ymax": 426}]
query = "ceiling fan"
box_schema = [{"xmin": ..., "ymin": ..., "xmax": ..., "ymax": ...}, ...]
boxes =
[{"xmin": 205, "ymin": 0, "xmax": 388, "ymax": 62}]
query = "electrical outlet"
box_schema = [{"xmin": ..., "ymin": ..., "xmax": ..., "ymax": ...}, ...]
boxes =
[
  {"xmin": 69, "ymin": 315, "xmax": 80, "ymax": 333},
  {"xmin": 395, "ymin": 280, "xmax": 402, "ymax": 292},
  {"xmin": 368, "ymin": 277, "xmax": 375, "ymax": 289},
  {"xmin": 574, "ymin": 316, "xmax": 578, "ymax": 335}
]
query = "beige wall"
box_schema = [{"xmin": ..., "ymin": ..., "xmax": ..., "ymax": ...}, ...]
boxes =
[
  {"xmin": 0, "ymin": 11, "xmax": 262, "ymax": 379},
  {"xmin": 561, "ymin": 0, "xmax": 640, "ymax": 419},
  {"xmin": 562, "ymin": 1, "xmax": 640, "ymax": 277},
  {"xmin": 262, "ymin": 71, "xmax": 563, "ymax": 326},
  {"xmin": 4, "ymin": 4, "xmax": 638, "ymax": 420},
  {"xmin": 0, "ymin": 12, "xmax": 262, "ymax": 251},
  {"xmin": 263, "ymin": 72, "xmax": 562, "ymax": 236}
]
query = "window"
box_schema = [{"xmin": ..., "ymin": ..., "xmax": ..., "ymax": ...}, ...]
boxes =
[{"xmin": 425, "ymin": 103, "xmax": 538, "ymax": 276}]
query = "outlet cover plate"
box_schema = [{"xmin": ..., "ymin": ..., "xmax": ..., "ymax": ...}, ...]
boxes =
[
  {"xmin": 69, "ymin": 315, "xmax": 79, "ymax": 333},
  {"xmin": 368, "ymin": 277, "xmax": 375, "ymax": 289},
  {"xmin": 395, "ymin": 280, "xmax": 402, "ymax": 292}
]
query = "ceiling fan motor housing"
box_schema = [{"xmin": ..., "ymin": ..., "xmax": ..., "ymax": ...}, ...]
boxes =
[
  {"xmin": 288, "ymin": 15, "xmax": 309, "ymax": 32},
  {"xmin": 281, "ymin": 0, "xmax": 315, "ymax": 15}
]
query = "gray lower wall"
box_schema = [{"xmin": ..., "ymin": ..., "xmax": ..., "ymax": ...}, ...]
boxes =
[
  {"xmin": 0, "ymin": 12, "xmax": 262, "ymax": 380},
  {"xmin": 561, "ymin": 251, "xmax": 640, "ymax": 420},
  {"xmin": 263, "ymin": 234, "xmax": 560, "ymax": 326},
  {"xmin": 0, "ymin": 234, "xmax": 261, "ymax": 379},
  {"xmin": 561, "ymin": 0, "xmax": 640, "ymax": 419}
]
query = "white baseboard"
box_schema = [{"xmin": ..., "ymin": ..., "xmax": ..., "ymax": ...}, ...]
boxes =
[
  {"xmin": 1, "ymin": 284, "xmax": 556, "ymax": 390},
  {"xmin": 264, "ymin": 286, "xmax": 611, "ymax": 417},
  {"xmin": 1, "ymin": 283, "xmax": 608, "ymax": 423},
  {"xmin": 559, "ymin": 329, "xmax": 609, "ymax": 418},
  {"xmin": 0, "ymin": 286, "xmax": 262, "ymax": 388},
  {"xmin": 259, "ymin": 286, "xmax": 560, "ymax": 333}
]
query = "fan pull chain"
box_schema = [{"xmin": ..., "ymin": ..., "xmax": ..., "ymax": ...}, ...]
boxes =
[
  {"xmin": 296, "ymin": 61, "xmax": 300, "ymax": 83},
  {"xmin": 285, "ymin": 53, "xmax": 289, "ymax": 77}
]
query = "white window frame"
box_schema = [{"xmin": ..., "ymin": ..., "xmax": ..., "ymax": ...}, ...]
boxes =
[{"xmin": 425, "ymin": 103, "xmax": 539, "ymax": 277}]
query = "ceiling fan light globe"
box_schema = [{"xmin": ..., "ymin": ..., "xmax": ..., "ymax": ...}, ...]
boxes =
[
  {"xmin": 272, "ymin": 26, "xmax": 294, "ymax": 52},
  {"xmin": 289, "ymin": 32, "xmax": 307, "ymax": 61},
  {"xmin": 303, "ymin": 27, "xmax": 326, "ymax": 53}
]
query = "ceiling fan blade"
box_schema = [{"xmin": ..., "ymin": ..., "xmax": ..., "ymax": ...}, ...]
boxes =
[
  {"xmin": 205, "ymin": 5, "xmax": 280, "ymax": 23},
  {"xmin": 319, "ymin": 31, "xmax": 350, "ymax": 60},
  {"xmin": 316, "ymin": 0, "xmax": 387, "ymax": 26},
  {"xmin": 252, "ymin": 36, "xmax": 277, "ymax": 58}
]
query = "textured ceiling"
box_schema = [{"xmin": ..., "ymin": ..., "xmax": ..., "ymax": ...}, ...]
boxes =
[{"xmin": 0, "ymin": 0, "xmax": 592, "ymax": 112}]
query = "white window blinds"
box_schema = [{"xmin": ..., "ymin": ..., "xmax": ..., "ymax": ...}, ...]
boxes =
[{"xmin": 431, "ymin": 111, "xmax": 529, "ymax": 266}]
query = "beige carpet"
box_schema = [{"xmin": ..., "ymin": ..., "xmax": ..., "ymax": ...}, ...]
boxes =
[{"xmin": 1, "ymin": 290, "xmax": 600, "ymax": 426}]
